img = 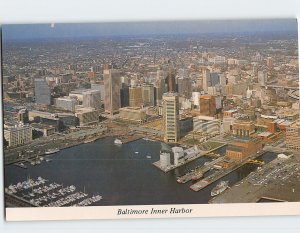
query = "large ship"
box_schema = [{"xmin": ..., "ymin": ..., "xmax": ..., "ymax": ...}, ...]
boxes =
[
  {"xmin": 211, "ymin": 180, "xmax": 229, "ymax": 197},
  {"xmin": 191, "ymin": 171, "xmax": 204, "ymax": 181},
  {"xmin": 45, "ymin": 148, "xmax": 60, "ymax": 155},
  {"xmin": 114, "ymin": 138, "xmax": 123, "ymax": 145}
]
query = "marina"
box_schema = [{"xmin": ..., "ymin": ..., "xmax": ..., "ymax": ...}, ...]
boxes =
[{"xmin": 5, "ymin": 176, "xmax": 103, "ymax": 207}]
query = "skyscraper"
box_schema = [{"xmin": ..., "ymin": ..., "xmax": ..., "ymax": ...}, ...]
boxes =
[
  {"xmin": 120, "ymin": 83, "xmax": 130, "ymax": 107},
  {"xmin": 129, "ymin": 86, "xmax": 143, "ymax": 107},
  {"xmin": 83, "ymin": 90, "xmax": 102, "ymax": 110},
  {"xmin": 266, "ymin": 57, "xmax": 274, "ymax": 69},
  {"xmin": 103, "ymin": 68, "xmax": 121, "ymax": 114},
  {"xmin": 142, "ymin": 84, "xmax": 155, "ymax": 106},
  {"xmin": 202, "ymin": 68, "xmax": 210, "ymax": 92},
  {"xmin": 199, "ymin": 95, "xmax": 216, "ymax": 117},
  {"xmin": 177, "ymin": 77, "xmax": 192, "ymax": 98},
  {"xmin": 258, "ymin": 70, "xmax": 267, "ymax": 86},
  {"xmin": 166, "ymin": 68, "xmax": 176, "ymax": 92},
  {"xmin": 35, "ymin": 78, "xmax": 51, "ymax": 105},
  {"xmin": 154, "ymin": 70, "xmax": 166, "ymax": 104},
  {"xmin": 163, "ymin": 92, "xmax": 180, "ymax": 143}
]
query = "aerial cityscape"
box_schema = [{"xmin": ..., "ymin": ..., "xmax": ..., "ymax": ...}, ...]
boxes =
[{"xmin": 2, "ymin": 19, "xmax": 300, "ymax": 208}]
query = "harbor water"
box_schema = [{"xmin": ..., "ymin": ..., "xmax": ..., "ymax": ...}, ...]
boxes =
[{"xmin": 4, "ymin": 137, "xmax": 277, "ymax": 206}]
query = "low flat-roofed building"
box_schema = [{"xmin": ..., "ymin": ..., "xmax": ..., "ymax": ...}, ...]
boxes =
[
  {"xmin": 223, "ymin": 109, "xmax": 238, "ymax": 118},
  {"xmin": 119, "ymin": 107, "xmax": 146, "ymax": 123},
  {"xmin": 55, "ymin": 96, "xmax": 78, "ymax": 112},
  {"xmin": 31, "ymin": 123, "xmax": 56, "ymax": 137},
  {"xmin": 225, "ymin": 137, "xmax": 262, "ymax": 161},
  {"xmin": 75, "ymin": 107, "xmax": 100, "ymax": 126},
  {"xmin": 4, "ymin": 124, "xmax": 32, "ymax": 148}
]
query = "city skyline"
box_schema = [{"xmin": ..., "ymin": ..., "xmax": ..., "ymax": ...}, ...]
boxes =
[{"xmin": 2, "ymin": 19, "xmax": 300, "ymax": 218}]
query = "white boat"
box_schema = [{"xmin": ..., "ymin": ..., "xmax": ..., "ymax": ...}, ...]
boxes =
[
  {"xmin": 45, "ymin": 148, "xmax": 60, "ymax": 155},
  {"xmin": 211, "ymin": 181, "xmax": 229, "ymax": 197},
  {"xmin": 114, "ymin": 139, "xmax": 123, "ymax": 145},
  {"xmin": 134, "ymin": 151, "xmax": 139, "ymax": 154},
  {"xmin": 146, "ymin": 155, "xmax": 152, "ymax": 159}
]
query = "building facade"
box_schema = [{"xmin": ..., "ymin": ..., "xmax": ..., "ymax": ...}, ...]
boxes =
[
  {"xmin": 83, "ymin": 90, "xmax": 102, "ymax": 110},
  {"xmin": 4, "ymin": 125, "xmax": 32, "ymax": 148},
  {"xmin": 55, "ymin": 97, "xmax": 78, "ymax": 112},
  {"xmin": 119, "ymin": 107, "xmax": 147, "ymax": 123},
  {"xmin": 163, "ymin": 93, "xmax": 180, "ymax": 143},
  {"xmin": 286, "ymin": 120, "xmax": 300, "ymax": 150},
  {"xmin": 35, "ymin": 78, "xmax": 51, "ymax": 105},
  {"xmin": 103, "ymin": 69, "xmax": 121, "ymax": 114},
  {"xmin": 129, "ymin": 86, "xmax": 143, "ymax": 107}
]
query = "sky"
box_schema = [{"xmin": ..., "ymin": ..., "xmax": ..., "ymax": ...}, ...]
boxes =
[{"xmin": 1, "ymin": 19, "xmax": 298, "ymax": 42}]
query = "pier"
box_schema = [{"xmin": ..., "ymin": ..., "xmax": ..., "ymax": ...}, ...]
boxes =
[
  {"xmin": 5, "ymin": 176, "xmax": 103, "ymax": 207},
  {"xmin": 153, "ymin": 143, "xmax": 227, "ymax": 173},
  {"xmin": 177, "ymin": 157, "xmax": 225, "ymax": 183},
  {"xmin": 190, "ymin": 151, "xmax": 266, "ymax": 192}
]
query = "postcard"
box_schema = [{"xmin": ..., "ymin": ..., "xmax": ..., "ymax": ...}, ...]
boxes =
[{"xmin": 1, "ymin": 19, "xmax": 300, "ymax": 221}]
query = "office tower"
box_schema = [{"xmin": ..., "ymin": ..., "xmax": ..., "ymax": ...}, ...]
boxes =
[
  {"xmin": 202, "ymin": 68, "xmax": 210, "ymax": 92},
  {"xmin": 219, "ymin": 74, "xmax": 226, "ymax": 87},
  {"xmin": 192, "ymin": 92, "xmax": 201, "ymax": 108},
  {"xmin": 199, "ymin": 95, "xmax": 216, "ymax": 117},
  {"xmin": 129, "ymin": 86, "xmax": 143, "ymax": 107},
  {"xmin": 210, "ymin": 73, "xmax": 220, "ymax": 86},
  {"xmin": 17, "ymin": 109, "xmax": 29, "ymax": 124},
  {"xmin": 258, "ymin": 70, "xmax": 267, "ymax": 86},
  {"xmin": 163, "ymin": 93, "xmax": 180, "ymax": 143},
  {"xmin": 166, "ymin": 69, "xmax": 176, "ymax": 92},
  {"xmin": 35, "ymin": 78, "xmax": 51, "ymax": 105},
  {"xmin": 4, "ymin": 125, "xmax": 32, "ymax": 148},
  {"xmin": 155, "ymin": 70, "xmax": 166, "ymax": 104},
  {"xmin": 266, "ymin": 57, "xmax": 274, "ymax": 69},
  {"xmin": 286, "ymin": 120, "xmax": 300, "ymax": 150},
  {"xmin": 91, "ymin": 83, "xmax": 105, "ymax": 100},
  {"xmin": 120, "ymin": 83, "xmax": 130, "ymax": 107},
  {"xmin": 83, "ymin": 90, "xmax": 102, "ymax": 110},
  {"xmin": 177, "ymin": 77, "xmax": 192, "ymax": 98},
  {"xmin": 103, "ymin": 68, "xmax": 121, "ymax": 114},
  {"xmin": 55, "ymin": 97, "xmax": 78, "ymax": 112},
  {"xmin": 142, "ymin": 84, "xmax": 155, "ymax": 106}
]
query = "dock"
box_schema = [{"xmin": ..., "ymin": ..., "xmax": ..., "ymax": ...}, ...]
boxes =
[
  {"xmin": 14, "ymin": 162, "xmax": 28, "ymax": 169},
  {"xmin": 120, "ymin": 135, "xmax": 143, "ymax": 144},
  {"xmin": 177, "ymin": 157, "xmax": 225, "ymax": 183},
  {"xmin": 153, "ymin": 143, "xmax": 227, "ymax": 173},
  {"xmin": 190, "ymin": 151, "xmax": 265, "ymax": 192}
]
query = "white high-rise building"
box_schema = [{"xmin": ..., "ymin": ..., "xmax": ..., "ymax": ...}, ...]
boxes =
[{"xmin": 163, "ymin": 92, "xmax": 180, "ymax": 143}]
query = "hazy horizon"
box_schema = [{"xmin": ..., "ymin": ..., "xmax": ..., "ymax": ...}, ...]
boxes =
[{"xmin": 2, "ymin": 19, "xmax": 298, "ymax": 42}]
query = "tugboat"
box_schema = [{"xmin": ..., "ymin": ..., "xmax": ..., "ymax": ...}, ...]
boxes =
[{"xmin": 211, "ymin": 180, "xmax": 229, "ymax": 197}]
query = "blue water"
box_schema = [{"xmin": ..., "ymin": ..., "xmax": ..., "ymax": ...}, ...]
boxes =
[{"xmin": 4, "ymin": 137, "xmax": 277, "ymax": 206}]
